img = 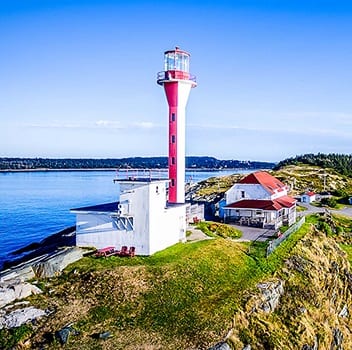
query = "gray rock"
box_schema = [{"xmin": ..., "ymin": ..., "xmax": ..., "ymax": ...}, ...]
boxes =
[
  {"xmin": 302, "ymin": 336, "xmax": 318, "ymax": 350},
  {"xmin": 330, "ymin": 328, "xmax": 343, "ymax": 350},
  {"xmin": 32, "ymin": 247, "xmax": 84, "ymax": 278},
  {"xmin": 338, "ymin": 304, "xmax": 348, "ymax": 318},
  {"xmin": 0, "ymin": 281, "xmax": 42, "ymax": 308},
  {"xmin": 0, "ymin": 265, "xmax": 35, "ymax": 283},
  {"xmin": 0, "ymin": 306, "xmax": 46, "ymax": 329},
  {"xmin": 55, "ymin": 325, "xmax": 79, "ymax": 345},
  {"xmin": 257, "ymin": 280, "xmax": 284, "ymax": 313},
  {"xmin": 99, "ymin": 331, "xmax": 113, "ymax": 339},
  {"xmin": 208, "ymin": 341, "xmax": 232, "ymax": 350}
]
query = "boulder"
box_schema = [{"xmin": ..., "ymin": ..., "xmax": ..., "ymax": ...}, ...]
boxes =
[
  {"xmin": 0, "ymin": 281, "xmax": 42, "ymax": 308},
  {"xmin": 55, "ymin": 325, "xmax": 79, "ymax": 344},
  {"xmin": 0, "ymin": 265, "xmax": 35, "ymax": 283},
  {"xmin": 256, "ymin": 280, "xmax": 284, "ymax": 313},
  {"xmin": 302, "ymin": 336, "xmax": 318, "ymax": 350},
  {"xmin": 208, "ymin": 341, "xmax": 232, "ymax": 350},
  {"xmin": 32, "ymin": 247, "xmax": 84, "ymax": 278},
  {"xmin": 0, "ymin": 306, "xmax": 46, "ymax": 329},
  {"xmin": 331, "ymin": 328, "xmax": 343, "ymax": 350}
]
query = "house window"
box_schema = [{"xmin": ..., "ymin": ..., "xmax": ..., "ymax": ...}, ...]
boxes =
[
  {"xmin": 156, "ymin": 186, "xmax": 159, "ymax": 194},
  {"xmin": 171, "ymin": 135, "xmax": 176, "ymax": 143},
  {"xmin": 241, "ymin": 191, "xmax": 245, "ymax": 198},
  {"xmin": 171, "ymin": 113, "xmax": 176, "ymax": 122}
]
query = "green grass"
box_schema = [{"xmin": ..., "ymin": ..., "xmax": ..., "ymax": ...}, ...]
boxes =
[
  {"xmin": 196, "ymin": 221, "xmax": 242, "ymax": 239},
  {"xmin": 339, "ymin": 244, "xmax": 352, "ymax": 265},
  {"xmin": 0, "ymin": 325, "xmax": 33, "ymax": 350},
  {"xmin": 4, "ymin": 215, "xmax": 328, "ymax": 349},
  {"xmin": 296, "ymin": 205, "xmax": 307, "ymax": 212}
]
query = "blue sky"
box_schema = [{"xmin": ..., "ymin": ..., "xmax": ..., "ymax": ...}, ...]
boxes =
[{"xmin": 1, "ymin": 0, "xmax": 351, "ymax": 162}]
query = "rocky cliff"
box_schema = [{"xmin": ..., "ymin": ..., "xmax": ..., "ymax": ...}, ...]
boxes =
[{"xmin": 227, "ymin": 224, "xmax": 352, "ymax": 349}]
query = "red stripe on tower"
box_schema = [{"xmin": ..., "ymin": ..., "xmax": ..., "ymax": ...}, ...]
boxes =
[
  {"xmin": 164, "ymin": 83, "xmax": 178, "ymax": 203},
  {"xmin": 157, "ymin": 47, "xmax": 197, "ymax": 203}
]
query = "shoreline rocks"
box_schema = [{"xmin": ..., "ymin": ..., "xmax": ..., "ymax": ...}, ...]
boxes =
[{"xmin": 0, "ymin": 306, "xmax": 47, "ymax": 329}]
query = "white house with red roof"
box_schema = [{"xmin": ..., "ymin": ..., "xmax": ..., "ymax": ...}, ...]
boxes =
[
  {"xmin": 300, "ymin": 191, "xmax": 316, "ymax": 203},
  {"xmin": 223, "ymin": 171, "xmax": 296, "ymax": 229}
]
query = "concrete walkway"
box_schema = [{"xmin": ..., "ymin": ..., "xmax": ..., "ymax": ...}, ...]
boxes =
[
  {"xmin": 186, "ymin": 227, "xmax": 212, "ymax": 242},
  {"xmin": 298, "ymin": 203, "xmax": 352, "ymax": 218},
  {"xmin": 230, "ymin": 225, "xmax": 276, "ymax": 242}
]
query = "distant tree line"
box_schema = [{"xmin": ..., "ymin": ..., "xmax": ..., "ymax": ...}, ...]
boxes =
[
  {"xmin": 274, "ymin": 153, "xmax": 352, "ymax": 177},
  {"xmin": 0, "ymin": 156, "xmax": 275, "ymax": 171}
]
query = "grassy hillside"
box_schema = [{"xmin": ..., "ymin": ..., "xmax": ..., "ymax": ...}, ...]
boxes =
[
  {"xmin": 273, "ymin": 164, "xmax": 352, "ymax": 196},
  {"xmin": 186, "ymin": 165, "xmax": 352, "ymax": 204},
  {"xmin": 2, "ymin": 213, "xmax": 352, "ymax": 349},
  {"xmin": 274, "ymin": 153, "xmax": 352, "ymax": 177}
]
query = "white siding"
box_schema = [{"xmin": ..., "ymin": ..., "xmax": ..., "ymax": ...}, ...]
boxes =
[
  {"xmin": 75, "ymin": 179, "xmax": 186, "ymax": 256},
  {"xmin": 225, "ymin": 184, "xmax": 271, "ymax": 204}
]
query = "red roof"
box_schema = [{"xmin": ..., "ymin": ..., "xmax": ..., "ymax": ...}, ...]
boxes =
[
  {"xmin": 225, "ymin": 199, "xmax": 282, "ymax": 211},
  {"xmin": 225, "ymin": 196, "xmax": 296, "ymax": 211},
  {"xmin": 239, "ymin": 171, "xmax": 287, "ymax": 194},
  {"xmin": 305, "ymin": 191, "xmax": 315, "ymax": 197},
  {"xmin": 275, "ymin": 195, "xmax": 297, "ymax": 208}
]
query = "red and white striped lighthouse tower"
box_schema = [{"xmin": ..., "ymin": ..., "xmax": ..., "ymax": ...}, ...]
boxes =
[{"xmin": 157, "ymin": 47, "xmax": 197, "ymax": 203}]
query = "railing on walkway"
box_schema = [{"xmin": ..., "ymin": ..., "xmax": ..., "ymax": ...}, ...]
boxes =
[{"xmin": 266, "ymin": 216, "xmax": 306, "ymax": 257}]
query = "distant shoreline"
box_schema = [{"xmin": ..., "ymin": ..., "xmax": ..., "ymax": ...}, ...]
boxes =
[{"xmin": 0, "ymin": 167, "xmax": 263, "ymax": 173}]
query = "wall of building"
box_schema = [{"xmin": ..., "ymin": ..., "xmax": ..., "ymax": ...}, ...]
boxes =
[
  {"xmin": 301, "ymin": 194, "xmax": 316, "ymax": 203},
  {"xmin": 75, "ymin": 212, "xmax": 151, "ymax": 254},
  {"xmin": 148, "ymin": 181, "xmax": 186, "ymax": 254},
  {"xmin": 149, "ymin": 204, "xmax": 186, "ymax": 255},
  {"xmin": 226, "ymin": 184, "xmax": 271, "ymax": 204},
  {"xmin": 75, "ymin": 180, "xmax": 186, "ymax": 256}
]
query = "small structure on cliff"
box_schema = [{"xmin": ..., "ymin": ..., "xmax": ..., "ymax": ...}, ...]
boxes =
[{"xmin": 301, "ymin": 191, "xmax": 317, "ymax": 203}]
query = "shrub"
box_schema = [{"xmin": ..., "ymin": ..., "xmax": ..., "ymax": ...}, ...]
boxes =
[
  {"xmin": 196, "ymin": 221, "xmax": 242, "ymax": 239},
  {"xmin": 321, "ymin": 197, "xmax": 337, "ymax": 208}
]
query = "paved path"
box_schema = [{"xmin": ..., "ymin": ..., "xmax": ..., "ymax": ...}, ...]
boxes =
[
  {"xmin": 187, "ymin": 225, "xmax": 276, "ymax": 243},
  {"xmin": 186, "ymin": 227, "xmax": 212, "ymax": 242},
  {"xmin": 230, "ymin": 225, "xmax": 276, "ymax": 242},
  {"xmin": 298, "ymin": 203, "xmax": 352, "ymax": 218}
]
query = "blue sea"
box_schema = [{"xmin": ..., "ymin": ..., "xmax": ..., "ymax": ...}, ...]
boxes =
[{"xmin": 0, "ymin": 169, "xmax": 248, "ymax": 268}]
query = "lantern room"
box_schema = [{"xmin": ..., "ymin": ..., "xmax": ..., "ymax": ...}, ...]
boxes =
[
  {"xmin": 164, "ymin": 47, "xmax": 190, "ymax": 72},
  {"xmin": 157, "ymin": 47, "xmax": 196, "ymax": 85}
]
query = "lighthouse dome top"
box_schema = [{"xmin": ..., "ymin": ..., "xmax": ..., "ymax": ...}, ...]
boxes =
[{"xmin": 163, "ymin": 46, "xmax": 191, "ymax": 73}]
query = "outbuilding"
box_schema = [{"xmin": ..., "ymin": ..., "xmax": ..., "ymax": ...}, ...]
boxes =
[
  {"xmin": 301, "ymin": 191, "xmax": 316, "ymax": 203},
  {"xmin": 71, "ymin": 177, "xmax": 187, "ymax": 256}
]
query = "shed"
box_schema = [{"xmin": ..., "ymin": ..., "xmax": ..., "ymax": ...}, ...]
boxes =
[{"xmin": 301, "ymin": 192, "xmax": 316, "ymax": 203}]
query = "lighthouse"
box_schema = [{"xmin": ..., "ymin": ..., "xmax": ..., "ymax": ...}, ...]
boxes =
[{"xmin": 157, "ymin": 47, "xmax": 197, "ymax": 203}]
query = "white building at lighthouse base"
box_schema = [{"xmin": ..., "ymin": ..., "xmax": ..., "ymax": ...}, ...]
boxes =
[{"xmin": 71, "ymin": 178, "xmax": 186, "ymax": 256}]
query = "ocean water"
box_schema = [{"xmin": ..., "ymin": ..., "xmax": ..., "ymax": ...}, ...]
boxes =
[{"xmin": 0, "ymin": 169, "xmax": 245, "ymax": 268}]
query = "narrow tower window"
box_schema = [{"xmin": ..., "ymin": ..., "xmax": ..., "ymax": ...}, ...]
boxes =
[
  {"xmin": 171, "ymin": 179, "xmax": 175, "ymax": 187},
  {"xmin": 171, "ymin": 113, "xmax": 176, "ymax": 121},
  {"xmin": 171, "ymin": 135, "xmax": 176, "ymax": 143},
  {"xmin": 171, "ymin": 157, "xmax": 175, "ymax": 165}
]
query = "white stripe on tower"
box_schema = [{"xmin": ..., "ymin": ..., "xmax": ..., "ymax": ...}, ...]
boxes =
[{"xmin": 175, "ymin": 82, "xmax": 191, "ymax": 203}]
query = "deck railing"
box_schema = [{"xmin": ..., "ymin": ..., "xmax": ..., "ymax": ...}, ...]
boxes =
[{"xmin": 157, "ymin": 71, "xmax": 197, "ymax": 84}]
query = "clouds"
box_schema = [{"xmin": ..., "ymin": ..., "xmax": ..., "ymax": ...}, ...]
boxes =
[{"xmin": 16, "ymin": 119, "xmax": 164, "ymax": 130}]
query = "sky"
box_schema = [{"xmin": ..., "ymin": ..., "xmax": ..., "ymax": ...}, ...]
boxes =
[{"xmin": 0, "ymin": 0, "xmax": 351, "ymax": 162}]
